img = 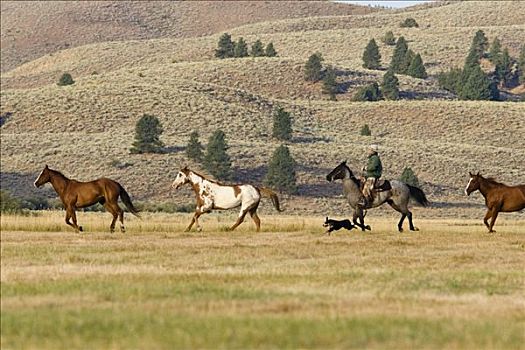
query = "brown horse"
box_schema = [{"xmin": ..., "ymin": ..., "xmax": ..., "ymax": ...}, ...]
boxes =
[
  {"xmin": 465, "ymin": 172, "xmax": 525, "ymax": 233},
  {"xmin": 34, "ymin": 165, "xmax": 140, "ymax": 233}
]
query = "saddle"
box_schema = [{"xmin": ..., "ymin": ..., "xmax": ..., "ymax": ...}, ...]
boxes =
[{"xmin": 359, "ymin": 178, "xmax": 391, "ymax": 192}]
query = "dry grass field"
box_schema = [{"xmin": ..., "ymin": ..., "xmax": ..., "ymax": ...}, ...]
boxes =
[{"xmin": 1, "ymin": 212, "xmax": 525, "ymax": 349}]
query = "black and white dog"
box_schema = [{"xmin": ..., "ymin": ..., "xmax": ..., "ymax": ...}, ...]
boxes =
[{"xmin": 323, "ymin": 217, "xmax": 355, "ymax": 235}]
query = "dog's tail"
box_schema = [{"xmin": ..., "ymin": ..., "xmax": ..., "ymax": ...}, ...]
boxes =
[{"xmin": 258, "ymin": 187, "xmax": 282, "ymax": 212}]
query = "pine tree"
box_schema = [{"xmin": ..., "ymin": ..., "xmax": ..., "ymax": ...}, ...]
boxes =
[
  {"xmin": 470, "ymin": 30, "xmax": 488, "ymax": 60},
  {"xmin": 390, "ymin": 36, "xmax": 408, "ymax": 74},
  {"xmin": 488, "ymin": 37, "xmax": 502, "ymax": 63},
  {"xmin": 382, "ymin": 31, "xmax": 396, "ymax": 46},
  {"xmin": 272, "ymin": 107, "xmax": 293, "ymax": 141},
  {"xmin": 233, "ymin": 37, "xmax": 249, "ymax": 58},
  {"xmin": 519, "ymin": 45, "xmax": 525, "ymax": 84},
  {"xmin": 353, "ymin": 82, "xmax": 381, "ymax": 102},
  {"xmin": 264, "ymin": 145, "xmax": 297, "ymax": 194},
  {"xmin": 322, "ymin": 66, "xmax": 338, "ymax": 100},
  {"xmin": 495, "ymin": 48, "xmax": 513, "ymax": 87},
  {"xmin": 265, "ymin": 42, "xmax": 277, "ymax": 57},
  {"xmin": 57, "ymin": 73, "xmax": 74, "ymax": 86},
  {"xmin": 360, "ymin": 124, "xmax": 372, "ymax": 136},
  {"xmin": 215, "ymin": 33, "xmax": 234, "ymax": 59},
  {"xmin": 204, "ymin": 130, "xmax": 231, "ymax": 180},
  {"xmin": 304, "ymin": 52, "xmax": 324, "ymax": 82},
  {"xmin": 381, "ymin": 69, "xmax": 400, "ymax": 100},
  {"xmin": 399, "ymin": 167, "xmax": 420, "ymax": 187},
  {"xmin": 186, "ymin": 131, "xmax": 204, "ymax": 162},
  {"xmin": 251, "ymin": 39, "xmax": 265, "ymax": 57},
  {"xmin": 459, "ymin": 64, "xmax": 492, "ymax": 100},
  {"xmin": 362, "ymin": 38, "xmax": 381, "ymax": 69},
  {"xmin": 130, "ymin": 114, "xmax": 164, "ymax": 154},
  {"xmin": 407, "ymin": 53, "xmax": 427, "ymax": 79}
]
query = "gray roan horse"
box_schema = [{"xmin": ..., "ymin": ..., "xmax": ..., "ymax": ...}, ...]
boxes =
[{"xmin": 326, "ymin": 161, "xmax": 429, "ymax": 232}]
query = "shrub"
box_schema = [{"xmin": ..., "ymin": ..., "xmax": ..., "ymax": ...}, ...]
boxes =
[
  {"xmin": 304, "ymin": 52, "xmax": 324, "ymax": 82},
  {"xmin": 519, "ymin": 45, "xmax": 525, "ymax": 84},
  {"xmin": 353, "ymin": 82, "xmax": 381, "ymax": 102},
  {"xmin": 382, "ymin": 31, "xmax": 396, "ymax": 45},
  {"xmin": 264, "ymin": 145, "xmax": 297, "ymax": 194},
  {"xmin": 360, "ymin": 124, "xmax": 372, "ymax": 136},
  {"xmin": 1, "ymin": 190, "xmax": 22, "ymax": 213},
  {"xmin": 399, "ymin": 167, "xmax": 420, "ymax": 187},
  {"xmin": 272, "ymin": 107, "xmax": 293, "ymax": 141},
  {"xmin": 362, "ymin": 38, "xmax": 381, "ymax": 69},
  {"xmin": 57, "ymin": 73, "xmax": 74, "ymax": 86},
  {"xmin": 400, "ymin": 18, "xmax": 419, "ymax": 28},
  {"xmin": 130, "ymin": 114, "xmax": 164, "ymax": 154},
  {"xmin": 204, "ymin": 130, "xmax": 232, "ymax": 180}
]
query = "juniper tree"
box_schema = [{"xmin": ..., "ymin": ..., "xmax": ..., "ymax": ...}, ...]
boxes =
[
  {"xmin": 265, "ymin": 42, "xmax": 277, "ymax": 57},
  {"xmin": 459, "ymin": 64, "xmax": 492, "ymax": 100},
  {"xmin": 399, "ymin": 167, "xmax": 420, "ymax": 187},
  {"xmin": 251, "ymin": 39, "xmax": 265, "ymax": 57},
  {"xmin": 304, "ymin": 52, "xmax": 324, "ymax": 82},
  {"xmin": 233, "ymin": 37, "xmax": 249, "ymax": 58},
  {"xmin": 204, "ymin": 130, "xmax": 232, "ymax": 180},
  {"xmin": 130, "ymin": 114, "xmax": 164, "ymax": 154},
  {"xmin": 488, "ymin": 37, "xmax": 502, "ymax": 63},
  {"xmin": 469, "ymin": 30, "xmax": 488, "ymax": 60},
  {"xmin": 186, "ymin": 131, "xmax": 204, "ymax": 162},
  {"xmin": 400, "ymin": 18, "xmax": 418, "ymax": 28},
  {"xmin": 494, "ymin": 48, "xmax": 513, "ymax": 87},
  {"xmin": 519, "ymin": 45, "xmax": 525, "ymax": 84},
  {"xmin": 272, "ymin": 107, "xmax": 293, "ymax": 141},
  {"xmin": 57, "ymin": 73, "xmax": 74, "ymax": 86},
  {"xmin": 390, "ymin": 36, "xmax": 408, "ymax": 74},
  {"xmin": 264, "ymin": 145, "xmax": 297, "ymax": 194},
  {"xmin": 407, "ymin": 53, "xmax": 427, "ymax": 79},
  {"xmin": 437, "ymin": 67, "xmax": 463, "ymax": 95},
  {"xmin": 322, "ymin": 66, "xmax": 338, "ymax": 100},
  {"xmin": 381, "ymin": 69, "xmax": 400, "ymax": 100},
  {"xmin": 362, "ymin": 38, "xmax": 381, "ymax": 69},
  {"xmin": 215, "ymin": 33, "xmax": 234, "ymax": 59}
]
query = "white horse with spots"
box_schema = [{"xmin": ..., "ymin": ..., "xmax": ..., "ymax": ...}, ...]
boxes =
[{"xmin": 171, "ymin": 167, "xmax": 281, "ymax": 232}]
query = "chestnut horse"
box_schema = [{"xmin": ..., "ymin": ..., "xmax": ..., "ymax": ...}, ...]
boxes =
[
  {"xmin": 171, "ymin": 167, "xmax": 281, "ymax": 232},
  {"xmin": 465, "ymin": 172, "xmax": 525, "ymax": 233},
  {"xmin": 34, "ymin": 165, "xmax": 140, "ymax": 233}
]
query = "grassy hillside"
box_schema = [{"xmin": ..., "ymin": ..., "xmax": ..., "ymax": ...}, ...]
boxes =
[
  {"xmin": 0, "ymin": 0, "xmax": 377, "ymax": 72},
  {"xmin": 1, "ymin": 1, "xmax": 525, "ymax": 218}
]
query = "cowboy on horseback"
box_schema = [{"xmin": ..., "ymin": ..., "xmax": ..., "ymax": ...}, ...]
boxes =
[{"xmin": 359, "ymin": 144, "xmax": 382, "ymax": 208}]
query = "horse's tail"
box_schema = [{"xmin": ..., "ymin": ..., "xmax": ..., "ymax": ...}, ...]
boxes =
[
  {"xmin": 118, "ymin": 184, "xmax": 141, "ymax": 217},
  {"xmin": 407, "ymin": 184, "xmax": 430, "ymax": 207},
  {"xmin": 258, "ymin": 187, "xmax": 282, "ymax": 212}
]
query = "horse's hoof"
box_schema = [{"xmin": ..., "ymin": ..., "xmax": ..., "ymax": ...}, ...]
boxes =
[
  {"xmin": 488, "ymin": 230, "xmax": 496, "ymax": 233},
  {"xmin": 197, "ymin": 227, "xmax": 202, "ymax": 232},
  {"xmin": 79, "ymin": 226, "xmax": 83, "ymax": 232},
  {"xmin": 398, "ymin": 228, "xmax": 404, "ymax": 233},
  {"xmin": 411, "ymin": 227, "xmax": 419, "ymax": 231},
  {"xmin": 365, "ymin": 225, "xmax": 371, "ymax": 231}
]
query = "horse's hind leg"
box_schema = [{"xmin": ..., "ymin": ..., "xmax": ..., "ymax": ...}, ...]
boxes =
[
  {"xmin": 249, "ymin": 205, "xmax": 261, "ymax": 232},
  {"xmin": 230, "ymin": 207, "xmax": 250, "ymax": 231},
  {"xmin": 104, "ymin": 202, "xmax": 119, "ymax": 233},
  {"xmin": 387, "ymin": 200, "xmax": 407, "ymax": 232},
  {"xmin": 119, "ymin": 208, "xmax": 125, "ymax": 233},
  {"xmin": 407, "ymin": 211, "xmax": 418, "ymax": 231}
]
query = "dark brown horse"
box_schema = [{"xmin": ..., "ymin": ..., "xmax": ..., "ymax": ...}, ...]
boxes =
[
  {"xmin": 34, "ymin": 165, "xmax": 140, "ymax": 233},
  {"xmin": 465, "ymin": 172, "xmax": 525, "ymax": 233}
]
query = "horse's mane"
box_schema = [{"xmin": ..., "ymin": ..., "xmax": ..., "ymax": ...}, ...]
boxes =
[
  {"xmin": 484, "ymin": 177, "xmax": 506, "ymax": 186},
  {"xmin": 343, "ymin": 164, "xmax": 361, "ymax": 187},
  {"xmin": 48, "ymin": 168, "xmax": 69, "ymax": 180}
]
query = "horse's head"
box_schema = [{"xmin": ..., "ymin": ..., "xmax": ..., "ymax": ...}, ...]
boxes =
[
  {"xmin": 171, "ymin": 167, "xmax": 191, "ymax": 190},
  {"xmin": 326, "ymin": 161, "xmax": 353, "ymax": 182},
  {"xmin": 34, "ymin": 165, "xmax": 51, "ymax": 188},
  {"xmin": 465, "ymin": 171, "xmax": 481, "ymax": 196}
]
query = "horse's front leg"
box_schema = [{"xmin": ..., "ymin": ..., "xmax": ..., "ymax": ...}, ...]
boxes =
[
  {"xmin": 185, "ymin": 210, "xmax": 200, "ymax": 232},
  {"xmin": 66, "ymin": 206, "xmax": 82, "ymax": 233}
]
